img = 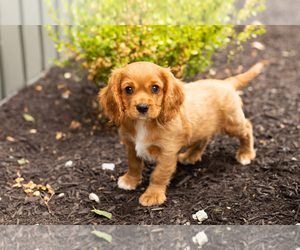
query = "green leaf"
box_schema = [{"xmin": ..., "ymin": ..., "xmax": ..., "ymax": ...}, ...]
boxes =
[
  {"xmin": 18, "ymin": 158, "xmax": 27, "ymax": 165},
  {"xmin": 215, "ymin": 230, "xmax": 223, "ymax": 234},
  {"xmin": 215, "ymin": 209, "xmax": 222, "ymax": 212},
  {"xmin": 91, "ymin": 227, "xmax": 112, "ymax": 243},
  {"xmin": 91, "ymin": 206, "xmax": 112, "ymax": 219},
  {"xmin": 23, "ymin": 113, "xmax": 35, "ymax": 123}
]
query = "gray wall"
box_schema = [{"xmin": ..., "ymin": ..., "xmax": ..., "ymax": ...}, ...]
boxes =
[{"xmin": 0, "ymin": 0, "xmax": 64, "ymax": 101}]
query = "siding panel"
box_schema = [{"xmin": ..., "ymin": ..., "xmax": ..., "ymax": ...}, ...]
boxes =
[
  {"xmin": 0, "ymin": 0, "xmax": 21, "ymax": 25},
  {"xmin": 22, "ymin": 26, "xmax": 43, "ymax": 81},
  {"xmin": 0, "ymin": 26, "xmax": 25, "ymax": 96}
]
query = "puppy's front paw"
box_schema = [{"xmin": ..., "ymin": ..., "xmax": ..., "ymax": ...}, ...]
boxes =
[
  {"xmin": 236, "ymin": 151, "xmax": 256, "ymax": 165},
  {"xmin": 139, "ymin": 190, "xmax": 166, "ymax": 206},
  {"xmin": 178, "ymin": 153, "xmax": 201, "ymax": 165},
  {"xmin": 118, "ymin": 173, "xmax": 141, "ymax": 190}
]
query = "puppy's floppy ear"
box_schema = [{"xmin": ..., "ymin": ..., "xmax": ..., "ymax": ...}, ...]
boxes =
[
  {"xmin": 158, "ymin": 67, "xmax": 185, "ymax": 124},
  {"xmin": 99, "ymin": 68, "xmax": 124, "ymax": 126}
]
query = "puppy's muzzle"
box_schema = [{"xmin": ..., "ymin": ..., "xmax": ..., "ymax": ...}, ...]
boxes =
[{"xmin": 136, "ymin": 103, "xmax": 149, "ymax": 114}]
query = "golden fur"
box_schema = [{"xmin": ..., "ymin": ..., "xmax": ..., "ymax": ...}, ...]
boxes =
[{"xmin": 99, "ymin": 61, "xmax": 264, "ymax": 206}]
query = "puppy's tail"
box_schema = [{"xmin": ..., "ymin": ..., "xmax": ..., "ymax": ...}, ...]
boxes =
[{"xmin": 225, "ymin": 61, "xmax": 265, "ymax": 91}]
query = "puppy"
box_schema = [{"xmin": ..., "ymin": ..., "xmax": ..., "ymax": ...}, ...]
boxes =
[{"xmin": 99, "ymin": 61, "xmax": 264, "ymax": 206}]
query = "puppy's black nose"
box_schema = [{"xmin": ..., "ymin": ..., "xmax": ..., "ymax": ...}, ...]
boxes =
[{"xmin": 136, "ymin": 103, "xmax": 149, "ymax": 114}]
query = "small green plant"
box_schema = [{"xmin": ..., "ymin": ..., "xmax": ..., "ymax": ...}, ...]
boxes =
[{"xmin": 45, "ymin": 0, "xmax": 266, "ymax": 86}]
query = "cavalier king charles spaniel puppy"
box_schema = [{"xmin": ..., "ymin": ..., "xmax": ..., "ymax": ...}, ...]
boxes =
[{"xmin": 99, "ymin": 61, "xmax": 264, "ymax": 206}]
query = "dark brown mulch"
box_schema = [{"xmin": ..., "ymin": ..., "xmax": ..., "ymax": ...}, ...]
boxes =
[{"xmin": 0, "ymin": 26, "xmax": 299, "ymax": 225}]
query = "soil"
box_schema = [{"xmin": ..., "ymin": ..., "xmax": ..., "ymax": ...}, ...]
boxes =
[{"xmin": 0, "ymin": 26, "xmax": 299, "ymax": 225}]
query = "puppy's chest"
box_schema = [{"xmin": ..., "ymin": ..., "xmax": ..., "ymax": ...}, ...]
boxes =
[{"xmin": 133, "ymin": 121, "xmax": 156, "ymax": 161}]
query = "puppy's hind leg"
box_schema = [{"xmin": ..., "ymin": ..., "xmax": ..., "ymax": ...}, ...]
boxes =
[
  {"xmin": 178, "ymin": 138, "xmax": 209, "ymax": 165},
  {"xmin": 235, "ymin": 119, "xmax": 256, "ymax": 165},
  {"xmin": 225, "ymin": 117, "xmax": 255, "ymax": 165}
]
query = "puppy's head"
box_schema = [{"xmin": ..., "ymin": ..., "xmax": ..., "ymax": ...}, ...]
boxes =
[{"xmin": 99, "ymin": 62, "xmax": 185, "ymax": 126}]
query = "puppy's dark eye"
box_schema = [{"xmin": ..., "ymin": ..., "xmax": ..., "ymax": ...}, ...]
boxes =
[
  {"xmin": 125, "ymin": 87, "xmax": 133, "ymax": 95},
  {"xmin": 152, "ymin": 85, "xmax": 160, "ymax": 94}
]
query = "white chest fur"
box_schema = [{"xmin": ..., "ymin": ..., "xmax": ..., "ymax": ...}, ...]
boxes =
[{"xmin": 134, "ymin": 120, "xmax": 155, "ymax": 162}]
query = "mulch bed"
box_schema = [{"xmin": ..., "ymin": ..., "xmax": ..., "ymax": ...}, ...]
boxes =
[{"xmin": 0, "ymin": 26, "xmax": 299, "ymax": 225}]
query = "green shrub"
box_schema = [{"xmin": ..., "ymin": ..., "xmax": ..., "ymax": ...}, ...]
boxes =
[{"xmin": 46, "ymin": 0, "xmax": 266, "ymax": 85}]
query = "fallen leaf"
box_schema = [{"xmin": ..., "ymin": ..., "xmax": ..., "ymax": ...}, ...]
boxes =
[
  {"xmin": 64, "ymin": 72, "xmax": 72, "ymax": 79},
  {"xmin": 251, "ymin": 41, "xmax": 265, "ymax": 50},
  {"xmin": 282, "ymin": 51, "xmax": 290, "ymax": 57},
  {"xmin": 62, "ymin": 93, "xmax": 69, "ymax": 99},
  {"xmin": 215, "ymin": 209, "xmax": 222, "ymax": 212},
  {"xmin": 37, "ymin": 184, "xmax": 47, "ymax": 190},
  {"xmin": 69, "ymin": 120, "xmax": 81, "ymax": 129},
  {"xmin": 91, "ymin": 207, "xmax": 112, "ymax": 220},
  {"xmin": 35, "ymin": 86, "xmax": 43, "ymax": 91},
  {"xmin": 259, "ymin": 140, "xmax": 266, "ymax": 145},
  {"xmin": 24, "ymin": 189, "xmax": 33, "ymax": 194},
  {"xmin": 57, "ymin": 84, "xmax": 64, "ymax": 89},
  {"xmin": 12, "ymin": 183, "xmax": 22, "ymax": 187},
  {"xmin": 15, "ymin": 177, "xmax": 24, "ymax": 183},
  {"xmin": 23, "ymin": 113, "xmax": 36, "ymax": 123},
  {"xmin": 24, "ymin": 181, "xmax": 36, "ymax": 189},
  {"xmin": 17, "ymin": 158, "xmax": 27, "ymax": 165},
  {"xmin": 56, "ymin": 132, "xmax": 63, "ymax": 140},
  {"xmin": 91, "ymin": 227, "xmax": 112, "ymax": 243},
  {"xmin": 33, "ymin": 191, "xmax": 40, "ymax": 196},
  {"xmin": 6, "ymin": 136, "xmax": 15, "ymax": 142},
  {"xmin": 209, "ymin": 69, "xmax": 216, "ymax": 76}
]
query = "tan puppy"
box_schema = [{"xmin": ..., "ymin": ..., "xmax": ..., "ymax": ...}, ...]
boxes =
[{"xmin": 99, "ymin": 61, "xmax": 264, "ymax": 206}]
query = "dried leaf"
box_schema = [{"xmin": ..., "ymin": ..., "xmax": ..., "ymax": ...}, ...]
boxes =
[
  {"xmin": 55, "ymin": 132, "xmax": 63, "ymax": 140},
  {"xmin": 24, "ymin": 189, "xmax": 33, "ymax": 194},
  {"xmin": 15, "ymin": 177, "xmax": 24, "ymax": 183},
  {"xmin": 24, "ymin": 181, "xmax": 36, "ymax": 189},
  {"xmin": 17, "ymin": 158, "xmax": 27, "ymax": 165},
  {"xmin": 91, "ymin": 206, "xmax": 112, "ymax": 219},
  {"xmin": 12, "ymin": 183, "xmax": 22, "ymax": 188},
  {"xmin": 6, "ymin": 136, "xmax": 15, "ymax": 142},
  {"xmin": 91, "ymin": 227, "xmax": 112, "ymax": 243},
  {"xmin": 23, "ymin": 113, "xmax": 36, "ymax": 123},
  {"xmin": 251, "ymin": 41, "xmax": 265, "ymax": 50},
  {"xmin": 69, "ymin": 120, "xmax": 81, "ymax": 129},
  {"xmin": 37, "ymin": 184, "xmax": 47, "ymax": 190},
  {"xmin": 35, "ymin": 86, "xmax": 43, "ymax": 91},
  {"xmin": 64, "ymin": 72, "xmax": 72, "ymax": 79},
  {"xmin": 33, "ymin": 191, "xmax": 40, "ymax": 196},
  {"xmin": 48, "ymin": 189, "xmax": 55, "ymax": 195}
]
